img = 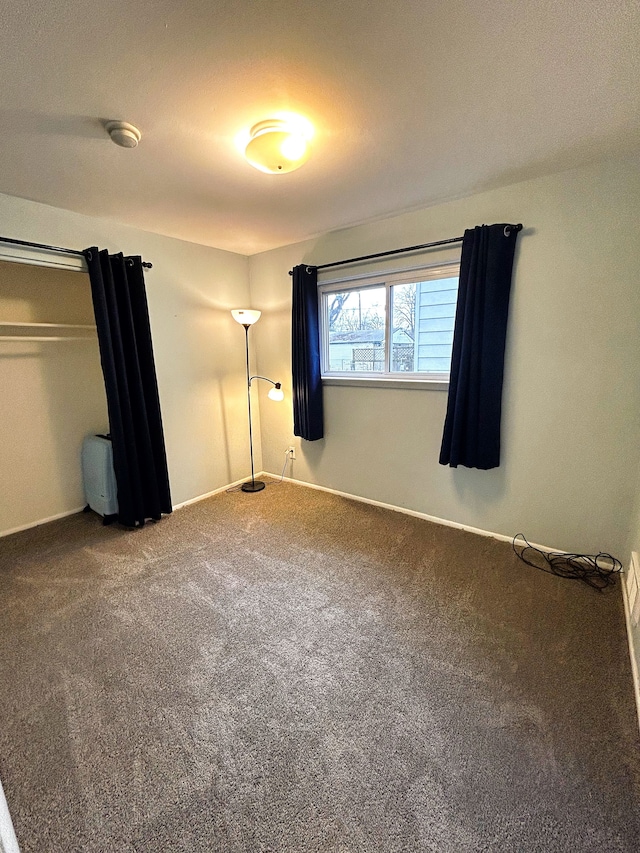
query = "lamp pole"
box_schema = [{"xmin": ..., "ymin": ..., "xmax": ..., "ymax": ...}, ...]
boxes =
[
  {"xmin": 242, "ymin": 323, "xmax": 264, "ymax": 493},
  {"xmin": 231, "ymin": 308, "xmax": 282, "ymax": 494}
]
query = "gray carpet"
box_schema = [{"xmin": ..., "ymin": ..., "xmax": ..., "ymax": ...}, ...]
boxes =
[{"xmin": 0, "ymin": 481, "xmax": 639, "ymax": 852}]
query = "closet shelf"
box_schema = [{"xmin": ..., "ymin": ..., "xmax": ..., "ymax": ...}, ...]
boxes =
[
  {"xmin": 0, "ymin": 321, "xmax": 97, "ymax": 330},
  {"xmin": 0, "ymin": 335, "xmax": 96, "ymax": 341},
  {"xmin": 0, "ymin": 322, "xmax": 98, "ymax": 342}
]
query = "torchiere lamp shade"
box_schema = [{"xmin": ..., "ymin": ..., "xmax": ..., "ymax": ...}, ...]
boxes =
[{"xmin": 231, "ymin": 309, "xmax": 261, "ymax": 326}]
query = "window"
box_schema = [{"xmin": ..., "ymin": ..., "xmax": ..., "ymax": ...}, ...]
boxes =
[{"xmin": 319, "ymin": 262, "xmax": 460, "ymax": 383}]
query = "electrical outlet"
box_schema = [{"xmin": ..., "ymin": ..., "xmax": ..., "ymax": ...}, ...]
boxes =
[{"xmin": 287, "ymin": 446, "xmax": 296, "ymax": 460}]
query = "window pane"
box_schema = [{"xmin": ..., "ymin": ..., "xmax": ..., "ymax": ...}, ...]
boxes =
[
  {"xmin": 327, "ymin": 286, "xmax": 386, "ymax": 372},
  {"xmin": 390, "ymin": 282, "xmax": 417, "ymax": 372},
  {"xmin": 321, "ymin": 265, "xmax": 459, "ymax": 379},
  {"xmin": 390, "ymin": 277, "xmax": 457, "ymax": 374}
]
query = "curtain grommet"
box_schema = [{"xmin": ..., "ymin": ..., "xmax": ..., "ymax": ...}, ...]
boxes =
[{"xmin": 504, "ymin": 224, "xmax": 522, "ymax": 237}]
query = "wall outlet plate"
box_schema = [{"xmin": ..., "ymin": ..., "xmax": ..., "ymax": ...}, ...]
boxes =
[{"xmin": 287, "ymin": 446, "xmax": 296, "ymax": 460}]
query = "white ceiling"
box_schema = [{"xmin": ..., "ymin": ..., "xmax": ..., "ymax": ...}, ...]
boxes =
[{"xmin": 0, "ymin": 0, "xmax": 638, "ymax": 255}]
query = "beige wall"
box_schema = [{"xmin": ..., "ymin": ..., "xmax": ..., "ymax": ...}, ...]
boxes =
[
  {"xmin": 249, "ymin": 156, "xmax": 640, "ymax": 559},
  {"xmin": 0, "ymin": 193, "xmax": 255, "ymax": 534}
]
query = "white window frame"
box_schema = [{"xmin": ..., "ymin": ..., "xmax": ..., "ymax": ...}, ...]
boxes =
[{"xmin": 319, "ymin": 260, "xmax": 460, "ymax": 388}]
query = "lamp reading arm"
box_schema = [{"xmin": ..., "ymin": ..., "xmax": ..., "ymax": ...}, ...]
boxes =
[{"xmin": 249, "ymin": 375, "xmax": 284, "ymax": 401}]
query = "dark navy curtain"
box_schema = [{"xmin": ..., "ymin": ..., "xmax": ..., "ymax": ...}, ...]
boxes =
[
  {"xmin": 84, "ymin": 248, "xmax": 172, "ymax": 526},
  {"xmin": 292, "ymin": 264, "xmax": 324, "ymax": 441},
  {"xmin": 439, "ymin": 224, "xmax": 520, "ymax": 469}
]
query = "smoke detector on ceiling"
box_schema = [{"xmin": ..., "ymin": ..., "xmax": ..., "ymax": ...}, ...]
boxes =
[{"xmin": 105, "ymin": 120, "xmax": 142, "ymax": 149}]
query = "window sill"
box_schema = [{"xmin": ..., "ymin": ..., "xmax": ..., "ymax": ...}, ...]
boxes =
[{"xmin": 322, "ymin": 375, "xmax": 449, "ymax": 391}]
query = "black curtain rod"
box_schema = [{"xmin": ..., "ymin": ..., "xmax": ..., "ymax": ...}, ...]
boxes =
[
  {"xmin": 0, "ymin": 235, "xmax": 153, "ymax": 269},
  {"xmin": 288, "ymin": 224, "xmax": 523, "ymax": 275}
]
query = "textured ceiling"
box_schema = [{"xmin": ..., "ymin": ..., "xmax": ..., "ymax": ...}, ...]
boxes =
[{"xmin": 0, "ymin": 0, "xmax": 638, "ymax": 255}]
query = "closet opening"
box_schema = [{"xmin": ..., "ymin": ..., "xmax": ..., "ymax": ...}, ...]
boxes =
[{"xmin": 0, "ymin": 257, "xmax": 108, "ymax": 536}]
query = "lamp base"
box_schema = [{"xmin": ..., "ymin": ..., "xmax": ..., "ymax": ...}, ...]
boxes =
[{"xmin": 241, "ymin": 480, "xmax": 266, "ymax": 493}]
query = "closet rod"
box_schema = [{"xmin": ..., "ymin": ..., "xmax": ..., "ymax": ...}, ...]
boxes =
[
  {"xmin": 0, "ymin": 235, "xmax": 153, "ymax": 269},
  {"xmin": 288, "ymin": 224, "xmax": 523, "ymax": 275}
]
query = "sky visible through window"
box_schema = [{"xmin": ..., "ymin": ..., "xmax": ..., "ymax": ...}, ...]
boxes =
[{"xmin": 328, "ymin": 286, "xmax": 386, "ymax": 334}]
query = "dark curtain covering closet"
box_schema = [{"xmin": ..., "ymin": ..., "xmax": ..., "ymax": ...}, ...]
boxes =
[
  {"xmin": 84, "ymin": 248, "xmax": 172, "ymax": 526},
  {"xmin": 291, "ymin": 264, "xmax": 324, "ymax": 441},
  {"xmin": 439, "ymin": 224, "xmax": 520, "ymax": 470}
]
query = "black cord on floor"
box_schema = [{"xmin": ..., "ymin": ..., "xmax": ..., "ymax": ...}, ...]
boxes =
[
  {"xmin": 265, "ymin": 450, "xmax": 290, "ymax": 486},
  {"xmin": 226, "ymin": 451, "xmax": 291, "ymax": 493},
  {"xmin": 512, "ymin": 533, "xmax": 622, "ymax": 591},
  {"xmin": 225, "ymin": 483, "xmax": 244, "ymax": 493}
]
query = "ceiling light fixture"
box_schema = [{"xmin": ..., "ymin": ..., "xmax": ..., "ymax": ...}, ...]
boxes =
[
  {"xmin": 106, "ymin": 120, "xmax": 142, "ymax": 149},
  {"xmin": 244, "ymin": 118, "xmax": 312, "ymax": 174}
]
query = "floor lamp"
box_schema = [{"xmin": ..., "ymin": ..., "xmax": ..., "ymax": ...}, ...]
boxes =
[{"xmin": 231, "ymin": 309, "xmax": 284, "ymax": 493}]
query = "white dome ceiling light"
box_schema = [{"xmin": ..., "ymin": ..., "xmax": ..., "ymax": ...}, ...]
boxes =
[
  {"xmin": 244, "ymin": 118, "xmax": 312, "ymax": 174},
  {"xmin": 106, "ymin": 120, "xmax": 142, "ymax": 149}
]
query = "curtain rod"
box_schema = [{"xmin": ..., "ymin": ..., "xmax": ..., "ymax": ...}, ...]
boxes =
[
  {"xmin": 288, "ymin": 224, "xmax": 523, "ymax": 275},
  {"xmin": 0, "ymin": 235, "xmax": 153, "ymax": 269}
]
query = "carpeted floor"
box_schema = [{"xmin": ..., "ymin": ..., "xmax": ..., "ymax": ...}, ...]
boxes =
[{"xmin": 0, "ymin": 481, "xmax": 639, "ymax": 852}]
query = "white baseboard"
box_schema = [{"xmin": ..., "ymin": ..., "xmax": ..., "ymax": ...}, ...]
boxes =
[
  {"xmin": 0, "ymin": 476, "xmax": 254, "ymax": 538},
  {"xmin": 621, "ymin": 567, "xmax": 640, "ymax": 737},
  {"xmin": 171, "ymin": 476, "xmax": 251, "ymax": 511},
  {"xmin": 0, "ymin": 506, "xmax": 86, "ymax": 540},
  {"xmin": 0, "ymin": 476, "xmax": 253, "ymax": 538},
  {"xmin": 263, "ymin": 471, "xmax": 561, "ymax": 553},
  {"xmin": 0, "ymin": 777, "xmax": 20, "ymax": 853}
]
